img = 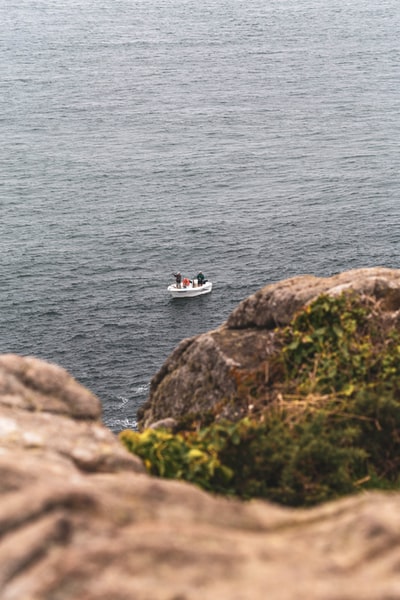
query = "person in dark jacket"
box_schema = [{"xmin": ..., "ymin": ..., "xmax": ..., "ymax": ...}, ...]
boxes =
[
  {"xmin": 173, "ymin": 272, "xmax": 182, "ymax": 288},
  {"xmin": 196, "ymin": 271, "xmax": 205, "ymax": 286}
]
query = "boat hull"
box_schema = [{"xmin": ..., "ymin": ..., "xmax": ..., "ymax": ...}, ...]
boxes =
[{"xmin": 168, "ymin": 281, "xmax": 212, "ymax": 298}]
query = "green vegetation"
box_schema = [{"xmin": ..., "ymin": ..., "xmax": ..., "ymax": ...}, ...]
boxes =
[
  {"xmin": 280, "ymin": 293, "xmax": 400, "ymax": 397},
  {"xmin": 120, "ymin": 426, "xmax": 234, "ymax": 494},
  {"xmin": 120, "ymin": 293, "xmax": 400, "ymax": 507}
]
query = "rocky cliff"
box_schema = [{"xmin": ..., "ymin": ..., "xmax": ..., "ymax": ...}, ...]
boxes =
[
  {"xmin": 3, "ymin": 269, "xmax": 400, "ymax": 598},
  {"xmin": 138, "ymin": 267, "xmax": 400, "ymax": 429}
]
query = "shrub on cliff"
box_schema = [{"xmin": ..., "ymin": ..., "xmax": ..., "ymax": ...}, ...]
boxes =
[
  {"xmin": 280, "ymin": 292, "xmax": 400, "ymax": 397},
  {"xmin": 120, "ymin": 293, "xmax": 400, "ymax": 507},
  {"xmin": 119, "ymin": 426, "xmax": 234, "ymax": 494}
]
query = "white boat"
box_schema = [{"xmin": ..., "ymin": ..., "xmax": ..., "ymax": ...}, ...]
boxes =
[{"xmin": 168, "ymin": 280, "xmax": 212, "ymax": 298}]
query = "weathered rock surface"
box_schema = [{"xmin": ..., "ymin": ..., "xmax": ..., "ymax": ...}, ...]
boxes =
[
  {"xmin": 138, "ymin": 267, "xmax": 400, "ymax": 428},
  {"xmin": 2, "ymin": 352, "xmax": 400, "ymax": 598},
  {"xmin": 0, "ymin": 354, "xmax": 144, "ymax": 476}
]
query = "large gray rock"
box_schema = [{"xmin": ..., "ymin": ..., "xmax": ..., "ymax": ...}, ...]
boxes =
[
  {"xmin": 0, "ymin": 353, "xmax": 101, "ymax": 419},
  {"xmin": 0, "ymin": 354, "xmax": 143, "ymax": 475},
  {"xmin": 226, "ymin": 266, "xmax": 400, "ymax": 329},
  {"xmin": 138, "ymin": 267, "xmax": 400, "ymax": 428},
  {"xmin": 2, "ymin": 348, "xmax": 400, "ymax": 597}
]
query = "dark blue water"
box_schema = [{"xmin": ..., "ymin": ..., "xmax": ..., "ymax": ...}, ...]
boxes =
[{"xmin": 1, "ymin": 0, "xmax": 399, "ymax": 431}]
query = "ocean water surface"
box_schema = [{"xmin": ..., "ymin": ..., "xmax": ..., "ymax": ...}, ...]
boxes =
[{"xmin": 1, "ymin": 0, "xmax": 399, "ymax": 431}]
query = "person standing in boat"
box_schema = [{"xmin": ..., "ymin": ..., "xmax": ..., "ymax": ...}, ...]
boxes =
[
  {"xmin": 196, "ymin": 271, "xmax": 205, "ymax": 286},
  {"xmin": 173, "ymin": 272, "xmax": 182, "ymax": 288}
]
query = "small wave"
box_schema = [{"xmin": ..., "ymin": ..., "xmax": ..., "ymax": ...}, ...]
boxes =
[
  {"xmin": 132, "ymin": 383, "xmax": 150, "ymax": 396},
  {"xmin": 116, "ymin": 395, "xmax": 130, "ymax": 407},
  {"xmin": 70, "ymin": 332, "xmax": 87, "ymax": 341},
  {"xmin": 41, "ymin": 309, "xmax": 61, "ymax": 317},
  {"xmin": 105, "ymin": 416, "xmax": 138, "ymax": 433}
]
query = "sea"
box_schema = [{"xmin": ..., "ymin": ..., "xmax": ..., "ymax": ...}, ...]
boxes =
[{"xmin": 1, "ymin": 0, "xmax": 399, "ymax": 432}]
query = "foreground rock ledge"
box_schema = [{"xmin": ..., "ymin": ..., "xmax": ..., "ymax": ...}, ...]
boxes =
[
  {"xmin": 1, "ymin": 275, "xmax": 400, "ymax": 597},
  {"xmin": 138, "ymin": 266, "xmax": 400, "ymax": 427}
]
